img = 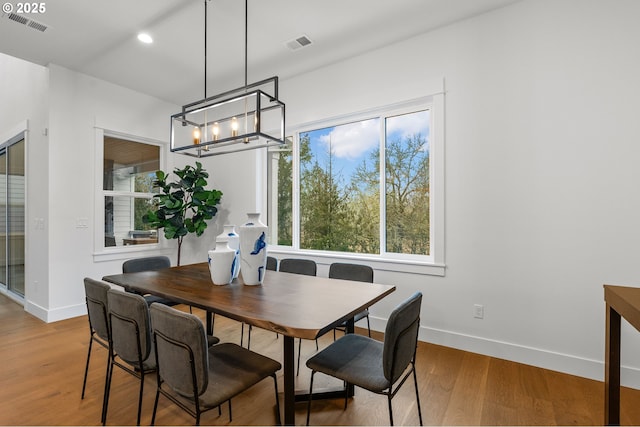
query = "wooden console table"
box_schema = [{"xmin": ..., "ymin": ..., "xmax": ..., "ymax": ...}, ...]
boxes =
[{"xmin": 604, "ymin": 284, "xmax": 640, "ymax": 425}]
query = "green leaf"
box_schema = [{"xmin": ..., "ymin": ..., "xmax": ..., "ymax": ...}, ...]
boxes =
[{"xmin": 141, "ymin": 163, "xmax": 221, "ymax": 261}]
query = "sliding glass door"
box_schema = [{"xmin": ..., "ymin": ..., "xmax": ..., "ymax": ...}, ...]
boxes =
[{"xmin": 0, "ymin": 136, "xmax": 25, "ymax": 297}]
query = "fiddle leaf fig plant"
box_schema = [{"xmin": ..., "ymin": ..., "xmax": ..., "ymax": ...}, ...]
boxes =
[{"xmin": 142, "ymin": 161, "xmax": 222, "ymax": 266}]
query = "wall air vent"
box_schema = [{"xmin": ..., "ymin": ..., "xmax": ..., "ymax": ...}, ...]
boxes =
[
  {"xmin": 285, "ymin": 35, "xmax": 312, "ymax": 51},
  {"xmin": 3, "ymin": 12, "xmax": 48, "ymax": 32}
]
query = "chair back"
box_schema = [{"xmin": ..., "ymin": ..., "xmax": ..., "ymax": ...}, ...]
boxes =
[
  {"xmin": 279, "ymin": 258, "xmax": 317, "ymax": 276},
  {"xmin": 107, "ymin": 289, "xmax": 154, "ymax": 366},
  {"xmin": 122, "ymin": 256, "xmax": 171, "ymax": 273},
  {"xmin": 266, "ymin": 256, "xmax": 278, "ymax": 271},
  {"xmin": 150, "ymin": 303, "xmax": 209, "ymax": 398},
  {"xmin": 84, "ymin": 278, "xmax": 111, "ymax": 341},
  {"xmin": 383, "ymin": 292, "xmax": 422, "ymax": 383},
  {"xmin": 328, "ymin": 262, "xmax": 374, "ymax": 283}
]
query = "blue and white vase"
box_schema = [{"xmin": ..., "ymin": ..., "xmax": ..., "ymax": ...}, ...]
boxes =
[
  {"xmin": 216, "ymin": 225, "xmax": 240, "ymax": 279},
  {"xmin": 208, "ymin": 240, "xmax": 235, "ymax": 285},
  {"xmin": 238, "ymin": 213, "xmax": 268, "ymax": 286}
]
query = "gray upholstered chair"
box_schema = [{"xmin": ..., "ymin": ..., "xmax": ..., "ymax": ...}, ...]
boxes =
[
  {"xmin": 329, "ymin": 262, "xmax": 374, "ymax": 338},
  {"xmin": 81, "ymin": 278, "xmax": 111, "ymax": 424},
  {"xmin": 266, "ymin": 255, "xmax": 278, "ymax": 271},
  {"xmin": 279, "ymin": 258, "xmax": 317, "ymax": 276},
  {"xmin": 104, "ymin": 289, "xmax": 157, "ymax": 426},
  {"xmin": 149, "ymin": 303, "xmax": 282, "ymax": 426},
  {"xmin": 122, "ymin": 256, "xmax": 177, "ymax": 307},
  {"xmin": 306, "ymin": 292, "xmax": 423, "ymax": 426}
]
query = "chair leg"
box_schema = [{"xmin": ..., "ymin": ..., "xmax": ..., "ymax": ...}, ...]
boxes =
[
  {"xmin": 102, "ymin": 357, "xmax": 114, "ymax": 425},
  {"xmin": 297, "ymin": 338, "xmax": 302, "ymax": 376},
  {"xmin": 413, "ymin": 364, "xmax": 423, "ymax": 425},
  {"xmin": 81, "ymin": 337, "xmax": 93, "ymax": 399},
  {"xmin": 366, "ymin": 315, "xmax": 371, "ymax": 337},
  {"xmin": 151, "ymin": 385, "xmax": 160, "ymax": 426},
  {"xmin": 136, "ymin": 371, "xmax": 145, "ymax": 426},
  {"xmin": 388, "ymin": 395, "xmax": 394, "ymax": 426},
  {"xmin": 344, "ymin": 380, "xmax": 348, "ymax": 409},
  {"xmin": 272, "ymin": 374, "xmax": 282, "ymax": 425},
  {"xmin": 228, "ymin": 399, "xmax": 232, "ymax": 421},
  {"xmin": 306, "ymin": 371, "xmax": 316, "ymax": 426}
]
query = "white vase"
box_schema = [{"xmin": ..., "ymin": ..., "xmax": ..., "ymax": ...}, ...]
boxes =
[
  {"xmin": 238, "ymin": 213, "xmax": 268, "ymax": 286},
  {"xmin": 208, "ymin": 240, "xmax": 235, "ymax": 285},
  {"xmin": 216, "ymin": 225, "xmax": 240, "ymax": 279}
]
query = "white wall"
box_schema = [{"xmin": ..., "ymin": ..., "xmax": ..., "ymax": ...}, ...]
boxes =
[
  {"xmin": 45, "ymin": 65, "xmax": 181, "ymax": 320},
  {"xmin": 280, "ymin": 0, "xmax": 640, "ymax": 387}
]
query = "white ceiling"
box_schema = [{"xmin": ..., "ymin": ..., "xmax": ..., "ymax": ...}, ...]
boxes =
[{"xmin": 0, "ymin": 0, "xmax": 520, "ymax": 106}]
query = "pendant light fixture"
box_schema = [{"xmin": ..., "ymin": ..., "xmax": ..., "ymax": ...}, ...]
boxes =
[{"xmin": 170, "ymin": 0, "xmax": 285, "ymax": 157}]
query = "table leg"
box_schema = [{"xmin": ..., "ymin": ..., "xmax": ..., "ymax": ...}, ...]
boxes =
[
  {"xmin": 345, "ymin": 318, "xmax": 355, "ymax": 397},
  {"xmin": 206, "ymin": 310, "xmax": 214, "ymax": 336},
  {"xmin": 283, "ymin": 335, "xmax": 295, "ymax": 425},
  {"xmin": 605, "ymin": 303, "xmax": 621, "ymax": 425}
]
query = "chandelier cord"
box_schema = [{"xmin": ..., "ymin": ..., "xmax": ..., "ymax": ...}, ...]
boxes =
[
  {"xmin": 244, "ymin": 0, "xmax": 248, "ymax": 88},
  {"xmin": 204, "ymin": 0, "xmax": 208, "ymax": 99}
]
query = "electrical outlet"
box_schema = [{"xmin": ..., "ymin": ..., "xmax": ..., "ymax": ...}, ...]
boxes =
[{"xmin": 473, "ymin": 304, "xmax": 484, "ymax": 319}]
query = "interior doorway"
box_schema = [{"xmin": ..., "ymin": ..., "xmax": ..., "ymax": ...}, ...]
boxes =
[{"xmin": 0, "ymin": 134, "xmax": 25, "ymax": 298}]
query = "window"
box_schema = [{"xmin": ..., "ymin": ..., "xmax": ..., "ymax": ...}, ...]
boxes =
[
  {"xmin": 102, "ymin": 135, "xmax": 160, "ymax": 248},
  {"xmin": 268, "ymin": 96, "xmax": 444, "ymax": 271}
]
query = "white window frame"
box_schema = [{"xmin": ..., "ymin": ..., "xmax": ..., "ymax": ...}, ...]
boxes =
[
  {"xmin": 93, "ymin": 128, "xmax": 169, "ymax": 262},
  {"xmin": 268, "ymin": 94, "xmax": 445, "ymax": 276}
]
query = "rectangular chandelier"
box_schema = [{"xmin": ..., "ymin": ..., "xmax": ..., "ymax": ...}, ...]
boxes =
[{"xmin": 170, "ymin": 76, "xmax": 285, "ymax": 157}]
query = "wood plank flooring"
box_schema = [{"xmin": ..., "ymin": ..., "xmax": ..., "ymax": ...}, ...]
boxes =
[{"xmin": 1, "ymin": 293, "xmax": 639, "ymax": 425}]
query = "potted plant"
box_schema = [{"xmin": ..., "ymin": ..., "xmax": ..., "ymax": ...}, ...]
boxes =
[{"xmin": 143, "ymin": 162, "xmax": 222, "ymax": 265}]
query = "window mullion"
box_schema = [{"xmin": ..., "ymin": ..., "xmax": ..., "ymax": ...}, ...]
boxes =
[
  {"xmin": 379, "ymin": 116, "xmax": 386, "ymax": 256},
  {"xmin": 292, "ymin": 133, "xmax": 301, "ymax": 250}
]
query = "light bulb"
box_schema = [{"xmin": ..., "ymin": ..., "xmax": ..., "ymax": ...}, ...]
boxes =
[
  {"xmin": 193, "ymin": 127, "xmax": 201, "ymax": 145},
  {"xmin": 231, "ymin": 117, "xmax": 238, "ymax": 137},
  {"xmin": 212, "ymin": 122, "xmax": 219, "ymax": 141}
]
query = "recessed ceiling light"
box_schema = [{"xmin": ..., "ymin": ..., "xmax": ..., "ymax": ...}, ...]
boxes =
[{"xmin": 137, "ymin": 33, "xmax": 153, "ymax": 44}]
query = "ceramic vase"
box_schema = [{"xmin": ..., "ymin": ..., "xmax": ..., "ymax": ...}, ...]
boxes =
[
  {"xmin": 208, "ymin": 240, "xmax": 235, "ymax": 285},
  {"xmin": 238, "ymin": 213, "xmax": 268, "ymax": 286},
  {"xmin": 216, "ymin": 225, "xmax": 240, "ymax": 279}
]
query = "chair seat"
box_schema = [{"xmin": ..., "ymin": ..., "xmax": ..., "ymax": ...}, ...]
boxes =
[
  {"xmin": 167, "ymin": 342, "xmax": 282, "ymax": 409},
  {"xmin": 307, "ymin": 334, "xmax": 389, "ymax": 392},
  {"xmin": 206, "ymin": 335, "xmax": 220, "ymax": 346}
]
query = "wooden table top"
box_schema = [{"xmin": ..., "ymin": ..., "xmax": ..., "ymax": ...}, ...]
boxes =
[
  {"xmin": 604, "ymin": 284, "xmax": 640, "ymax": 333},
  {"xmin": 103, "ymin": 262, "xmax": 395, "ymax": 340}
]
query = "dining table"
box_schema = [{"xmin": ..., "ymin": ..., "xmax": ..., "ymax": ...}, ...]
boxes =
[{"xmin": 103, "ymin": 261, "xmax": 395, "ymax": 425}]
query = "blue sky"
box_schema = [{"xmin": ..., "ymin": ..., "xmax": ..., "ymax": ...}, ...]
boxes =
[{"xmin": 303, "ymin": 110, "xmax": 430, "ymax": 186}]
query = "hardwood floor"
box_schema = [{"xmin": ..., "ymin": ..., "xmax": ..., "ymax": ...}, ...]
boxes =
[{"xmin": 1, "ymin": 293, "xmax": 639, "ymax": 425}]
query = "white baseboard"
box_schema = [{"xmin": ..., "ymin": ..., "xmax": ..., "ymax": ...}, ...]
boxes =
[
  {"xmin": 25, "ymin": 299, "xmax": 86, "ymax": 323},
  {"xmin": 369, "ymin": 316, "xmax": 640, "ymax": 390}
]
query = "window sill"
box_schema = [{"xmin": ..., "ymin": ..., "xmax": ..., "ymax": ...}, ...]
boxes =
[
  {"xmin": 93, "ymin": 244, "xmax": 173, "ymax": 263},
  {"xmin": 266, "ymin": 248, "xmax": 446, "ymax": 277}
]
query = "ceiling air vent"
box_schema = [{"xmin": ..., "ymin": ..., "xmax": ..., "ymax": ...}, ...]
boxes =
[
  {"xmin": 3, "ymin": 12, "xmax": 48, "ymax": 32},
  {"xmin": 285, "ymin": 35, "xmax": 312, "ymax": 51}
]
